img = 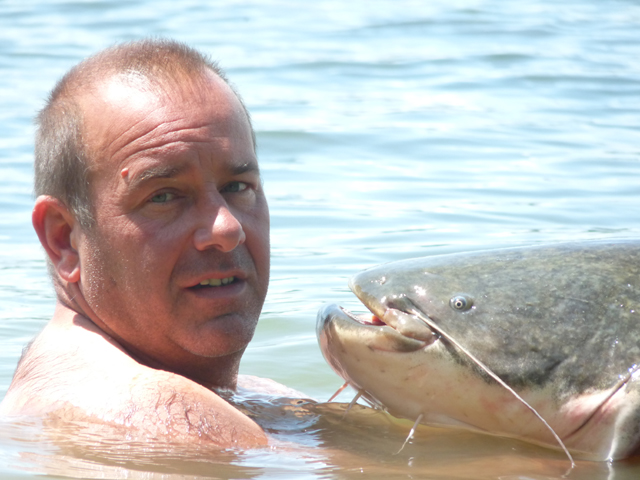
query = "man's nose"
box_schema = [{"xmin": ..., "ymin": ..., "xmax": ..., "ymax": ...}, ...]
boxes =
[{"xmin": 194, "ymin": 201, "xmax": 246, "ymax": 253}]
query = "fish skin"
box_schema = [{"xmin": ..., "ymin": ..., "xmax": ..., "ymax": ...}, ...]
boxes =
[{"xmin": 317, "ymin": 239, "xmax": 640, "ymax": 460}]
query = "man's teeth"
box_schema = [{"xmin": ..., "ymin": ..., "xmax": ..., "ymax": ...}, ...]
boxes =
[{"xmin": 199, "ymin": 276, "xmax": 235, "ymax": 287}]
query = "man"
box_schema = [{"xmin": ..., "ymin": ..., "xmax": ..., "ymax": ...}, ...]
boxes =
[{"xmin": 0, "ymin": 39, "xmax": 287, "ymax": 447}]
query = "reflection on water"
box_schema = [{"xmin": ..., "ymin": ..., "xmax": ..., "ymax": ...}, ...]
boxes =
[
  {"xmin": 3, "ymin": 399, "xmax": 640, "ymax": 479},
  {"xmin": 2, "ymin": 0, "xmax": 640, "ymax": 478}
]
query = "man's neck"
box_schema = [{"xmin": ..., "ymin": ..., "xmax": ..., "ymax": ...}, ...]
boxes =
[{"xmin": 50, "ymin": 300, "xmax": 242, "ymax": 391}]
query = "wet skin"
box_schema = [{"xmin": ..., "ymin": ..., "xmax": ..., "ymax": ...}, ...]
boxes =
[
  {"xmin": 69, "ymin": 72, "xmax": 270, "ymax": 388},
  {"xmin": 0, "ymin": 70, "xmax": 273, "ymax": 447},
  {"xmin": 318, "ymin": 240, "xmax": 640, "ymax": 460}
]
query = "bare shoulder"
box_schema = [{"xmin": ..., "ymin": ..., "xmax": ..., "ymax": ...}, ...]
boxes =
[{"xmin": 0, "ymin": 313, "xmax": 267, "ymax": 448}]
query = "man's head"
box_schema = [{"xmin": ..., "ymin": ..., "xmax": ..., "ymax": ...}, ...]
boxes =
[
  {"xmin": 32, "ymin": 39, "xmax": 270, "ymax": 387},
  {"xmin": 34, "ymin": 39, "xmax": 255, "ymax": 229}
]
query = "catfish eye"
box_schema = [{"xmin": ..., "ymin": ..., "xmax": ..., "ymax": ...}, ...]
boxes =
[{"xmin": 450, "ymin": 295, "xmax": 473, "ymax": 311}]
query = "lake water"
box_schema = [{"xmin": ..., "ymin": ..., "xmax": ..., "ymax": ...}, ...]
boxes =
[{"xmin": 1, "ymin": 0, "xmax": 640, "ymax": 478}]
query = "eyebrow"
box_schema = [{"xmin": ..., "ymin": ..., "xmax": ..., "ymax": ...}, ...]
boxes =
[
  {"xmin": 128, "ymin": 164, "xmax": 189, "ymax": 190},
  {"xmin": 129, "ymin": 161, "xmax": 261, "ymax": 189},
  {"xmin": 230, "ymin": 162, "xmax": 261, "ymax": 176}
]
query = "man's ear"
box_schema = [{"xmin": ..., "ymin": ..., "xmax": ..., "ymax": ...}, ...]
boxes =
[{"xmin": 32, "ymin": 196, "xmax": 81, "ymax": 283}]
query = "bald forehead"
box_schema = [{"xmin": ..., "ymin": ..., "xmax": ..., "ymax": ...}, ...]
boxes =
[
  {"xmin": 85, "ymin": 67, "xmax": 231, "ymax": 112},
  {"xmin": 78, "ymin": 70, "xmax": 250, "ymax": 165}
]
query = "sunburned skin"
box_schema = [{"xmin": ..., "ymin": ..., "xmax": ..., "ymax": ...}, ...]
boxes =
[
  {"xmin": 1, "ymin": 41, "xmax": 284, "ymax": 450},
  {"xmin": 0, "ymin": 304, "xmax": 276, "ymax": 447}
]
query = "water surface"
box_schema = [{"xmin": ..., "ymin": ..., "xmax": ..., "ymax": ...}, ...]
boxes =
[{"xmin": 1, "ymin": 0, "xmax": 640, "ymax": 478}]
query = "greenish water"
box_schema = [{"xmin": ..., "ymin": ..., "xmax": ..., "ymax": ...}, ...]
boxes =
[{"xmin": 1, "ymin": 0, "xmax": 640, "ymax": 478}]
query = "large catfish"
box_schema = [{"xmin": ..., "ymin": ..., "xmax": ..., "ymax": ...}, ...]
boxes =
[{"xmin": 317, "ymin": 240, "xmax": 640, "ymax": 461}]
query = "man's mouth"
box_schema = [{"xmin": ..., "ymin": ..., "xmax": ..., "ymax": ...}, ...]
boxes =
[{"xmin": 195, "ymin": 276, "xmax": 236, "ymax": 288}]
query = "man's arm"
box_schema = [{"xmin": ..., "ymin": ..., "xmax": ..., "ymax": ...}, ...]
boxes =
[{"xmin": 0, "ymin": 309, "xmax": 268, "ymax": 448}]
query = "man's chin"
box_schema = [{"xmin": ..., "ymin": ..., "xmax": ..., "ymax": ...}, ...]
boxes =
[{"xmin": 180, "ymin": 318, "xmax": 257, "ymax": 359}]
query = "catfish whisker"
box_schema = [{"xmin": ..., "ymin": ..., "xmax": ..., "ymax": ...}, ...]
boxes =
[
  {"xmin": 328, "ymin": 381, "xmax": 350, "ymax": 402},
  {"xmin": 395, "ymin": 413, "xmax": 424, "ymax": 455},
  {"xmin": 343, "ymin": 389, "xmax": 363, "ymax": 418},
  {"xmin": 406, "ymin": 303, "xmax": 576, "ymax": 472},
  {"xmin": 360, "ymin": 396, "xmax": 376, "ymax": 408}
]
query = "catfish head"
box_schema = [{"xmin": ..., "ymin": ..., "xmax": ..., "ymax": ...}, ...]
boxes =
[{"xmin": 317, "ymin": 240, "xmax": 640, "ymax": 461}]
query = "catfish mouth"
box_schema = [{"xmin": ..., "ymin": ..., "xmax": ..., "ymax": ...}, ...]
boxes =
[
  {"xmin": 344, "ymin": 285, "xmax": 442, "ymax": 345},
  {"xmin": 339, "ymin": 308, "xmax": 386, "ymax": 327},
  {"xmin": 322, "ymin": 301, "xmax": 441, "ymax": 353}
]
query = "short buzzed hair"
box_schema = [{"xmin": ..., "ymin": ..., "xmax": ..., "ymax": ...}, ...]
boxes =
[{"xmin": 34, "ymin": 39, "xmax": 255, "ymax": 229}]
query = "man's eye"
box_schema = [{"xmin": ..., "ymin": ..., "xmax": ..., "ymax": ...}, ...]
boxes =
[
  {"xmin": 222, "ymin": 181, "xmax": 248, "ymax": 193},
  {"xmin": 150, "ymin": 192, "xmax": 175, "ymax": 203}
]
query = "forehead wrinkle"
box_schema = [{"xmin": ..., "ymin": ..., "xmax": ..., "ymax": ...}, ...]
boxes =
[{"xmin": 108, "ymin": 116, "xmax": 215, "ymax": 164}]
